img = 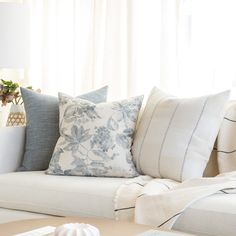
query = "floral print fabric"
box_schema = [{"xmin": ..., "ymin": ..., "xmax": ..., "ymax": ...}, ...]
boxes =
[{"xmin": 47, "ymin": 93, "xmax": 143, "ymax": 177}]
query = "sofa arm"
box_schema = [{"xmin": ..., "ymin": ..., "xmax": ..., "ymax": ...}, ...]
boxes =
[{"xmin": 0, "ymin": 126, "xmax": 25, "ymax": 173}]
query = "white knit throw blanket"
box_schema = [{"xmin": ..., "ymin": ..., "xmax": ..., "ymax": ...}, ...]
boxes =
[{"xmin": 114, "ymin": 172, "xmax": 236, "ymax": 229}]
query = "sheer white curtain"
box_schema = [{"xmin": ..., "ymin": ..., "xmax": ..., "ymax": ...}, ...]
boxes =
[
  {"xmin": 24, "ymin": 0, "xmax": 177, "ymax": 99},
  {"xmin": 24, "ymin": 0, "xmax": 236, "ymax": 99},
  {"xmin": 24, "ymin": 0, "xmax": 131, "ymax": 99}
]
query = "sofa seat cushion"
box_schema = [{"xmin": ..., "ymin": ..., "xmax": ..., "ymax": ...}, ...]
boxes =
[
  {"xmin": 173, "ymin": 193, "xmax": 236, "ymax": 236},
  {"xmin": 0, "ymin": 171, "xmax": 129, "ymax": 219}
]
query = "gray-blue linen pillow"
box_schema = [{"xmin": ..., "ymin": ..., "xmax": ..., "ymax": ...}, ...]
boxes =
[{"xmin": 19, "ymin": 86, "xmax": 108, "ymax": 171}]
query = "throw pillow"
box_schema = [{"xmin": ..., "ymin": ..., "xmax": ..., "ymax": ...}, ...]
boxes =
[
  {"xmin": 132, "ymin": 87, "xmax": 230, "ymax": 182},
  {"xmin": 46, "ymin": 94, "xmax": 143, "ymax": 177},
  {"xmin": 19, "ymin": 86, "xmax": 108, "ymax": 171}
]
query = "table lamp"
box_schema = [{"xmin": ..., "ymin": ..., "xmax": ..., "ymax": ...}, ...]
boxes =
[{"xmin": 0, "ymin": 2, "xmax": 29, "ymax": 126}]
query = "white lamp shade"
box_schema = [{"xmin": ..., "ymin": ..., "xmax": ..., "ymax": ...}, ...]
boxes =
[{"xmin": 0, "ymin": 3, "xmax": 29, "ymax": 68}]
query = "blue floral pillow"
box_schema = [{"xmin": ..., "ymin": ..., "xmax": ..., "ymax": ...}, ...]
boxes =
[{"xmin": 46, "ymin": 93, "xmax": 143, "ymax": 177}]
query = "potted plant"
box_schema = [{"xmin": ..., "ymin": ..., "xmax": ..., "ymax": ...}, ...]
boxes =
[{"xmin": 0, "ymin": 79, "xmax": 32, "ymax": 126}]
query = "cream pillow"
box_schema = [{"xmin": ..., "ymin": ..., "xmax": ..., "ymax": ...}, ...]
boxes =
[
  {"xmin": 132, "ymin": 87, "xmax": 230, "ymax": 181},
  {"xmin": 47, "ymin": 93, "xmax": 143, "ymax": 177}
]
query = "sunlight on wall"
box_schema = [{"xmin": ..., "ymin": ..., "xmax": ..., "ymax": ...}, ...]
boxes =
[{"xmin": 0, "ymin": 0, "xmax": 29, "ymax": 86}]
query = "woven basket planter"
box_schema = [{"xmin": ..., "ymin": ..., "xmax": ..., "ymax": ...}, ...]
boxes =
[{"xmin": 6, "ymin": 104, "xmax": 26, "ymax": 126}]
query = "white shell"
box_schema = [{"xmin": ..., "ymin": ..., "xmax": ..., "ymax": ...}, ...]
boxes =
[{"xmin": 54, "ymin": 223, "xmax": 100, "ymax": 236}]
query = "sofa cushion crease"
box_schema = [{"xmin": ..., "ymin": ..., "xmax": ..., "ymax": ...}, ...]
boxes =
[
  {"xmin": 0, "ymin": 208, "xmax": 52, "ymax": 224},
  {"xmin": 0, "ymin": 204, "xmax": 110, "ymax": 219}
]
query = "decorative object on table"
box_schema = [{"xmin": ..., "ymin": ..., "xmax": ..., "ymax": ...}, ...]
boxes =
[
  {"xmin": 0, "ymin": 79, "xmax": 35, "ymax": 126},
  {"xmin": 54, "ymin": 223, "xmax": 100, "ymax": 236}
]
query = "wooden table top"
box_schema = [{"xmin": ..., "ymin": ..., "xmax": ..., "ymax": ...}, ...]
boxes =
[{"xmin": 0, "ymin": 216, "xmax": 190, "ymax": 236}]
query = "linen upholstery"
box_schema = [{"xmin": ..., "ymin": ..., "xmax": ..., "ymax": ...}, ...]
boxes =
[
  {"xmin": 135, "ymin": 172, "xmax": 236, "ymax": 229},
  {"xmin": 19, "ymin": 86, "xmax": 108, "ymax": 171},
  {"xmin": 132, "ymin": 87, "xmax": 230, "ymax": 181},
  {"xmin": 217, "ymin": 101, "xmax": 236, "ymax": 173},
  {"xmin": 203, "ymin": 146, "xmax": 219, "ymax": 177},
  {"xmin": 1, "ymin": 195, "xmax": 236, "ymax": 236},
  {"xmin": 1, "ymin": 173, "xmax": 236, "ymax": 236},
  {"xmin": 47, "ymin": 94, "xmax": 143, "ymax": 177},
  {"xmin": 0, "ymin": 171, "xmax": 128, "ymax": 219},
  {"xmin": 0, "ymin": 126, "xmax": 25, "ymax": 174},
  {"xmin": 173, "ymin": 194, "xmax": 236, "ymax": 236}
]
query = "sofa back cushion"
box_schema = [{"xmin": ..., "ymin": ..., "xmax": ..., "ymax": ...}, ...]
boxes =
[
  {"xmin": 19, "ymin": 86, "xmax": 108, "ymax": 171},
  {"xmin": 203, "ymin": 148, "xmax": 219, "ymax": 177},
  {"xmin": 216, "ymin": 101, "xmax": 236, "ymax": 174},
  {"xmin": 132, "ymin": 87, "xmax": 230, "ymax": 182}
]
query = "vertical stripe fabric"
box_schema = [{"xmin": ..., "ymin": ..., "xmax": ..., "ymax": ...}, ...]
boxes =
[
  {"xmin": 132, "ymin": 87, "xmax": 230, "ymax": 181},
  {"xmin": 217, "ymin": 101, "xmax": 236, "ymax": 173}
]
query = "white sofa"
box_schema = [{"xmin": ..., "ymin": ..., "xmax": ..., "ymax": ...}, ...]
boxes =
[{"xmin": 0, "ymin": 126, "xmax": 236, "ymax": 236}]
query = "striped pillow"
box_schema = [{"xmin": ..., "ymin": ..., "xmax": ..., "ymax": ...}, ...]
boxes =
[{"xmin": 132, "ymin": 87, "xmax": 230, "ymax": 182}]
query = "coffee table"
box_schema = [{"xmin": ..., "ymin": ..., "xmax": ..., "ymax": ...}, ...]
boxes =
[{"xmin": 0, "ymin": 217, "xmax": 192, "ymax": 236}]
